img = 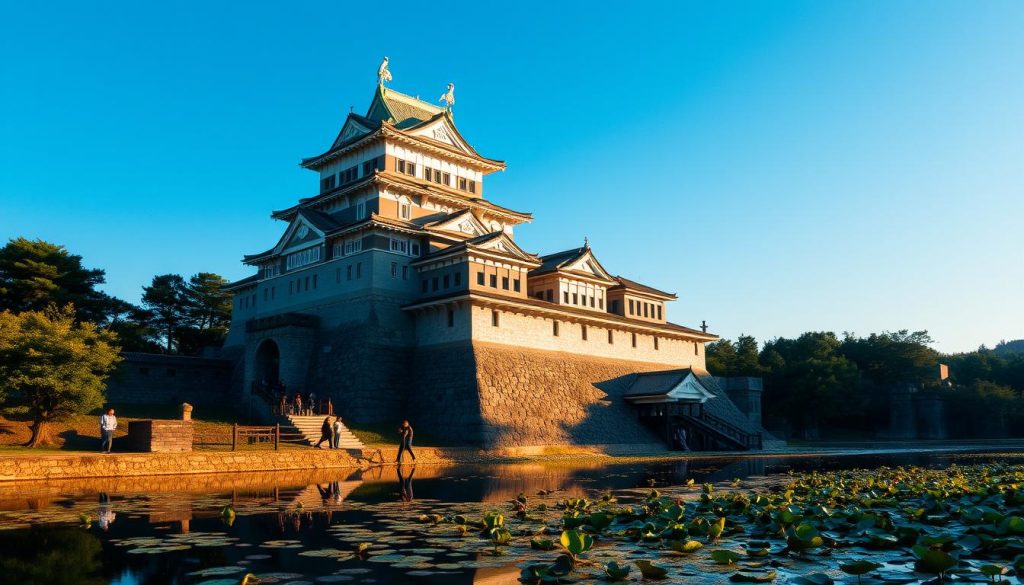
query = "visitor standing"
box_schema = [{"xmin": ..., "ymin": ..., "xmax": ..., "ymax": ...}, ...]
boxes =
[
  {"xmin": 397, "ymin": 420, "xmax": 416, "ymax": 463},
  {"xmin": 294, "ymin": 394, "xmax": 303, "ymax": 417},
  {"xmin": 310, "ymin": 391, "xmax": 318, "ymax": 414},
  {"xmin": 99, "ymin": 408, "xmax": 117, "ymax": 453},
  {"xmin": 316, "ymin": 416, "xmax": 333, "ymax": 449},
  {"xmin": 332, "ymin": 416, "xmax": 343, "ymax": 449}
]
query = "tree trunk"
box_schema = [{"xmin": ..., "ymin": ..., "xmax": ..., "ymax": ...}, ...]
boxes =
[{"xmin": 25, "ymin": 419, "xmax": 52, "ymax": 448}]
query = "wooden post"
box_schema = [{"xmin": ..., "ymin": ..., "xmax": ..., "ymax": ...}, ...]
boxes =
[
  {"xmin": 274, "ymin": 423, "xmax": 280, "ymax": 450},
  {"xmin": 231, "ymin": 423, "xmax": 237, "ymax": 451}
]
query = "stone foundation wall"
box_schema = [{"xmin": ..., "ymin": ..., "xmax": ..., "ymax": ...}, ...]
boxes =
[
  {"xmin": 409, "ymin": 341, "xmax": 676, "ymax": 448},
  {"xmin": 472, "ymin": 342, "xmax": 672, "ymax": 448},
  {"xmin": 0, "ymin": 449, "xmax": 365, "ymax": 482},
  {"xmin": 104, "ymin": 353, "xmax": 232, "ymax": 406},
  {"xmin": 408, "ymin": 341, "xmax": 484, "ymax": 445},
  {"xmin": 127, "ymin": 420, "xmax": 194, "ymax": 453}
]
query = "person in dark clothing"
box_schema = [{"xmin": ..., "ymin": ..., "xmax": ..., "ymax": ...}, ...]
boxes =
[
  {"xmin": 315, "ymin": 416, "xmax": 333, "ymax": 449},
  {"xmin": 397, "ymin": 420, "xmax": 415, "ymax": 462}
]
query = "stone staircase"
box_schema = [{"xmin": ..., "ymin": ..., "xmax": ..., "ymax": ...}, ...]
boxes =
[{"xmin": 280, "ymin": 414, "xmax": 366, "ymax": 450}]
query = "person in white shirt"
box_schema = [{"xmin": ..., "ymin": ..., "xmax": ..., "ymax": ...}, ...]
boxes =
[
  {"xmin": 100, "ymin": 408, "xmax": 117, "ymax": 453},
  {"xmin": 332, "ymin": 417, "xmax": 343, "ymax": 449}
]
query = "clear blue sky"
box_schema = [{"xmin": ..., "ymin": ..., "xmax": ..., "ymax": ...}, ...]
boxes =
[{"xmin": 2, "ymin": 1, "xmax": 1021, "ymax": 353}]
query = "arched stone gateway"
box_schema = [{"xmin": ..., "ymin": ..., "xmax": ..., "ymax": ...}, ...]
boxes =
[{"xmin": 253, "ymin": 339, "xmax": 280, "ymax": 387}]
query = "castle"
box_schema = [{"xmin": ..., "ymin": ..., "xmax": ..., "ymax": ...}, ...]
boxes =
[{"xmin": 221, "ymin": 62, "xmax": 773, "ymax": 450}]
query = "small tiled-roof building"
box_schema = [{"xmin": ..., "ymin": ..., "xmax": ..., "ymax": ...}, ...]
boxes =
[{"xmin": 221, "ymin": 65, "xmax": 773, "ymax": 450}]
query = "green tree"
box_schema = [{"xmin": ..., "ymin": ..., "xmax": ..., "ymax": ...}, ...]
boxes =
[
  {"xmin": 0, "ymin": 305, "xmax": 122, "ymax": 447},
  {"xmin": 177, "ymin": 272, "xmax": 232, "ymax": 354},
  {"xmin": 706, "ymin": 339, "xmax": 737, "ymax": 375},
  {"xmin": 141, "ymin": 274, "xmax": 188, "ymax": 352},
  {"xmin": 734, "ymin": 334, "xmax": 763, "ymax": 376},
  {"xmin": 0, "ymin": 238, "xmax": 118, "ymax": 324}
]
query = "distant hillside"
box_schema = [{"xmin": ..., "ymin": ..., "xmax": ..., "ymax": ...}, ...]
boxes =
[{"xmin": 993, "ymin": 339, "xmax": 1024, "ymax": 356}]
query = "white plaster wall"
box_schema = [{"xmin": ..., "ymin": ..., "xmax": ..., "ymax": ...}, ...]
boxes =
[
  {"xmin": 319, "ymin": 143, "xmax": 386, "ymax": 181},
  {"xmin": 467, "ymin": 306, "xmax": 705, "ymax": 368}
]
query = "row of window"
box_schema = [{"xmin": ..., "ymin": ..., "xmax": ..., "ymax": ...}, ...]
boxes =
[
  {"xmin": 286, "ymin": 247, "xmax": 321, "ymax": 270},
  {"xmin": 629, "ymin": 299, "xmax": 663, "ymax": 320},
  {"xmin": 320, "ymin": 158, "xmax": 383, "ymax": 192},
  {"xmin": 423, "ymin": 271, "xmax": 463, "ymax": 294},
  {"xmin": 397, "ymin": 158, "xmax": 417, "ymax": 176},
  {"xmin": 563, "ymin": 290, "xmax": 604, "ymax": 310},
  {"xmin": 424, "ymin": 167, "xmax": 451, "ymax": 186},
  {"xmin": 289, "ymin": 273, "xmax": 318, "ymax": 295},
  {"xmin": 396, "ymin": 158, "xmax": 476, "ymax": 193},
  {"xmin": 334, "ymin": 262, "xmax": 364, "ymax": 282},
  {"xmin": 391, "ymin": 262, "xmax": 409, "ymax": 280},
  {"xmin": 239, "ymin": 293, "xmax": 257, "ymax": 309},
  {"xmin": 477, "ymin": 271, "xmax": 521, "ymax": 292},
  {"xmin": 457, "ymin": 177, "xmax": 477, "ymax": 194}
]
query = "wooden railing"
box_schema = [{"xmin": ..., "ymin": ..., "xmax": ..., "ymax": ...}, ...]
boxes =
[
  {"xmin": 683, "ymin": 411, "xmax": 763, "ymax": 450},
  {"xmin": 231, "ymin": 423, "xmax": 281, "ymax": 450}
]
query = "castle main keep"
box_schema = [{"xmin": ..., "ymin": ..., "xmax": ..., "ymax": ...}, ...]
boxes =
[{"xmin": 222, "ymin": 62, "xmax": 773, "ymax": 450}]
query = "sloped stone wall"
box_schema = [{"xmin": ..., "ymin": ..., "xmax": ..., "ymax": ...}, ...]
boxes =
[
  {"xmin": 469, "ymin": 342, "xmax": 672, "ymax": 449},
  {"xmin": 408, "ymin": 341, "xmax": 485, "ymax": 445}
]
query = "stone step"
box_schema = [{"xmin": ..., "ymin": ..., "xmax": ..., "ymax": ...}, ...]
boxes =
[{"xmin": 279, "ymin": 415, "xmax": 366, "ymax": 449}]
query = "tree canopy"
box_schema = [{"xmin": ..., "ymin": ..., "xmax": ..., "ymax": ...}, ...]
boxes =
[
  {"xmin": 0, "ymin": 238, "xmax": 119, "ymax": 324},
  {"xmin": 0, "ymin": 305, "xmax": 122, "ymax": 447}
]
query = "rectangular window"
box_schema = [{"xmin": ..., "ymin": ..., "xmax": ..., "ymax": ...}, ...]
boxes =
[
  {"xmin": 347, "ymin": 265, "xmax": 352, "ymax": 280},
  {"xmin": 654, "ymin": 337, "xmax": 659, "ymax": 350},
  {"xmin": 454, "ymin": 272, "xmax": 461, "ymax": 286},
  {"xmin": 402, "ymin": 266, "xmax": 408, "ymax": 280},
  {"xmin": 572, "ymin": 293, "xmax": 578, "ymax": 305},
  {"xmin": 424, "ymin": 168, "xmax": 433, "ymax": 182},
  {"xmin": 469, "ymin": 180, "xmax": 476, "ymax": 194},
  {"xmin": 581, "ymin": 325, "xmax": 588, "ymax": 341},
  {"xmin": 362, "ymin": 159, "xmax": 378, "ymax": 176},
  {"xmin": 304, "ymin": 276, "xmax": 310, "ymax": 290},
  {"xmin": 443, "ymin": 274, "xmax": 450, "ymax": 288},
  {"xmin": 434, "ymin": 170, "xmax": 443, "ymax": 184},
  {"xmin": 391, "ymin": 262, "xmax": 398, "ymax": 278},
  {"xmin": 477, "ymin": 272, "xmax": 485, "ymax": 285},
  {"xmin": 657, "ymin": 305, "xmax": 662, "ymax": 320},
  {"xmin": 447, "ymin": 309, "xmax": 454, "ymax": 328},
  {"xmin": 459, "ymin": 177, "xmax": 468, "ymax": 190},
  {"xmin": 546, "ymin": 289, "xmax": 553, "ymax": 302},
  {"xmin": 489, "ymin": 274, "xmax": 497, "ymax": 288},
  {"xmin": 491, "ymin": 310, "xmax": 499, "ymax": 327},
  {"xmin": 400, "ymin": 202, "xmax": 411, "ymax": 220},
  {"xmin": 628, "ymin": 299, "xmax": 634, "ymax": 315},
  {"xmin": 432, "ymin": 277, "xmax": 439, "ymax": 291},
  {"xmin": 644, "ymin": 303, "xmax": 649, "ymax": 318},
  {"xmin": 356, "ymin": 262, "xmax": 362, "ymax": 278},
  {"xmin": 694, "ymin": 342, "xmax": 699, "ymax": 356},
  {"xmin": 501, "ymin": 276, "xmax": 509, "ymax": 290},
  {"xmin": 321, "ymin": 175, "xmax": 336, "ymax": 192},
  {"xmin": 513, "ymin": 279, "xmax": 521, "ymax": 292},
  {"xmin": 552, "ymin": 321, "xmax": 560, "ymax": 336},
  {"xmin": 590, "ymin": 296, "xmax": 595, "ymax": 308},
  {"xmin": 408, "ymin": 162, "xmax": 416, "ymax": 176},
  {"xmin": 608, "ymin": 330, "xmax": 614, "ymax": 344},
  {"xmin": 398, "ymin": 159, "xmax": 406, "ymax": 174},
  {"xmin": 632, "ymin": 333, "xmax": 637, "ymax": 348},
  {"xmin": 411, "ymin": 243, "xmax": 420, "ymax": 256},
  {"xmin": 343, "ymin": 239, "xmax": 363, "ymax": 255},
  {"xmin": 599, "ymin": 298, "xmax": 604, "ymax": 310},
  {"xmin": 312, "ymin": 274, "xmax": 317, "ymax": 289},
  {"xmin": 335, "ymin": 267, "xmax": 341, "ymax": 283},
  {"xmin": 442, "ymin": 172, "xmax": 451, "ymax": 186},
  {"xmin": 285, "ymin": 246, "xmax": 321, "ymax": 270},
  {"xmin": 271, "ymin": 287, "xmax": 275, "ymax": 299},
  {"xmin": 563, "ymin": 291, "xmax": 569, "ymax": 303}
]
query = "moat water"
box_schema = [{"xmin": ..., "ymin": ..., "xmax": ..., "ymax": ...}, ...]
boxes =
[{"xmin": 2, "ymin": 448, "xmax": 1022, "ymax": 585}]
